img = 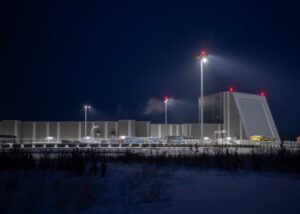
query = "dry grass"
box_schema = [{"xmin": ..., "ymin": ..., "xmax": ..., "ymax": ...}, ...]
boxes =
[{"xmin": 0, "ymin": 146, "xmax": 300, "ymax": 174}]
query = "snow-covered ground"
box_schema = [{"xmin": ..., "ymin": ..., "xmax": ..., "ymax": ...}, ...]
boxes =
[{"xmin": 1, "ymin": 164, "xmax": 300, "ymax": 213}]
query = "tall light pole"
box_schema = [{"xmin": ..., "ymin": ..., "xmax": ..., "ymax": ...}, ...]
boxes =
[
  {"xmin": 164, "ymin": 96, "xmax": 169, "ymax": 124},
  {"xmin": 199, "ymin": 50, "xmax": 208, "ymax": 140},
  {"xmin": 84, "ymin": 105, "xmax": 91, "ymax": 138}
]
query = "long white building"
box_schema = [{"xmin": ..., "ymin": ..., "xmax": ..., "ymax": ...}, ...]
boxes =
[{"xmin": 0, "ymin": 91, "xmax": 280, "ymax": 141}]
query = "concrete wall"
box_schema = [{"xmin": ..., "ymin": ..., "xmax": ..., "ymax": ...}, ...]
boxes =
[
  {"xmin": 150, "ymin": 124, "xmax": 160, "ymax": 137},
  {"xmin": 0, "ymin": 119, "xmax": 256, "ymax": 140},
  {"xmin": 0, "ymin": 120, "xmax": 20, "ymax": 137},
  {"xmin": 227, "ymin": 93, "xmax": 244, "ymax": 139},
  {"xmin": 222, "ymin": 92, "xmax": 242, "ymax": 139},
  {"xmin": 1, "ymin": 91, "xmax": 279, "ymax": 140},
  {"xmin": 182, "ymin": 124, "xmax": 189, "ymax": 137},
  {"xmin": 118, "ymin": 120, "xmax": 133, "ymax": 137},
  {"xmin": 107, "ymin": 121, "xmax": 117, "ymax": 138},
  {"xmin": 203, "ymin": 93, "xmax": 223, "ymax": 124},
  {"xmin": 149, "ymin": 123, "xmax": 219, "ymax": 139},
  {"xmin": 60, "ymin": 122, "xmax": 79, "ymax": 139},
  {"xmin": 150, "ymin": 124, "xmax": 177, "ymax": 138},
  {"xmin": 203, "ymin": 92, "xmax": 258, "ymax": 140},
  {"xmin": 48, "ymin": 122, "xmax": 58, "ymax": 139},
  {"xmin": 136, "ymin": 121, "xmax": 150, "ymax": 137},
  {"xmin": 93, "ymin": 122, "xmax": 106, "ymax": 138},
  {"xmin": 20, "ymin": 122, "xmax": 34, "ymax": 139},
  {"xmin": 35, "ymin": 122, "xmax": 46, "ymax": 139}
]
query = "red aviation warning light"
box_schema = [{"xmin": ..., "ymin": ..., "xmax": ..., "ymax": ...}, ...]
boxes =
[
  {"xmin": 259, "ymin": 91, "xmax": 266, "ymax": 96},
  {"xmin": 200, "ymin": 50, "xmax": 208, "ymax": 58}
]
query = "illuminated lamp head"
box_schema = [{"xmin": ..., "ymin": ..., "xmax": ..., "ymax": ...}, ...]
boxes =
[
  {"xmin": 200, "ymin": 50, "xmax": 208, "ymax": 63},
  {"xmin": 164, "ymin": 96, "xmax": 169, "ymax": 104}
]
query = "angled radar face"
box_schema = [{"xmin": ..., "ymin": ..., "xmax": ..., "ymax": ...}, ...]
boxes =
[{"xmin": 233, "ymin": 93, "xmax": 280, "ymax": 140}]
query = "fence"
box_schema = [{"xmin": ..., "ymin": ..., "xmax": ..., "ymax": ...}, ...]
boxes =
[{"xmin": 0, "ymin": 137, "xmax": 299, "ymax": 150}]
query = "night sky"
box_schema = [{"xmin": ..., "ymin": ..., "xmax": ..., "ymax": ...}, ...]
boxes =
[{"xmin": 2, "ymin": 0, "xmax": 300, "ymax": 136}]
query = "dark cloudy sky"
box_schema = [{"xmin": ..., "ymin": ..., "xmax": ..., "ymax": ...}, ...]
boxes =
[{"xmin": 1, "ymin": 0, "xmax": 300, "ymax": 136}]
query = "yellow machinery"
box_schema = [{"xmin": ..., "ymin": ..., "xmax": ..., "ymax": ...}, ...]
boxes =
[{"xmin": 250, "ymin": 135, "xmax": 272, "ymax": 142}]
